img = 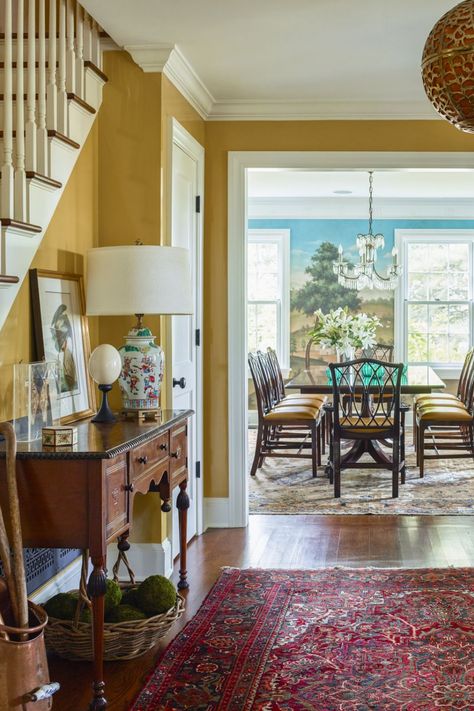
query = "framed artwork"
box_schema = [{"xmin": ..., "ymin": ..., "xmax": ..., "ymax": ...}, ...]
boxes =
[{"xmin": 30, "ymin": 269, "xmax": 95, "ymax": 423}]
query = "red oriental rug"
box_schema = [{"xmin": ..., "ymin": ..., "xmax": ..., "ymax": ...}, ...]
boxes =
[{"xmin": 130, "ymin": 567, "xmax": 474, "ymax": 710}]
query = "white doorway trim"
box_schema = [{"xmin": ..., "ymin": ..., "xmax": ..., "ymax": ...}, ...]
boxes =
[
  {"xmin": 228, "ymin": 150, "xmax": 474, "ymax": 528},
  {"xmin": 169, "ymin": 117, "xmax": 205, "ymax": 538}
]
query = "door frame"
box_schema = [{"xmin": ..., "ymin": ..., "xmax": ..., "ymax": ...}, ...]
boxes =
[
  {"xmin": 168, "ymin": 117, "xmax": 205, "ymax": 537},
  {"xmin": 228, "ymin": 150, "xmax": 474, "ymax": 528}
]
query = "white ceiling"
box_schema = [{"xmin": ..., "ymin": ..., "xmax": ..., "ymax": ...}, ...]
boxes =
[{"xmin": 82, "ymin": 0, "xmax": 457, "ymax": 120}]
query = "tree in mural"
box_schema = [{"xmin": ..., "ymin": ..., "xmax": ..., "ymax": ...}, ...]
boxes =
[{"xmin": 292, "ymin": 241, "xmax": 361, "ymax": 315}]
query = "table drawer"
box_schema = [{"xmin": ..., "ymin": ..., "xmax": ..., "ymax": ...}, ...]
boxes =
[
  {"xmin": 131, "ymin": 431, "xmax": 169, "ymax": 479},
  {"xmin": 105, "ymin": 454, "xmax": 128, "ymax": 539},
  {"xmin": 169, "ymin": 423, "xmax": 187, "ymax": 478}
]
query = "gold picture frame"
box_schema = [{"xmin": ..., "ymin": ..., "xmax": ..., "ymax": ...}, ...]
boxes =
[{"xmin": 30, "ymin": 269, "xmax": 96, "ymax": 423}]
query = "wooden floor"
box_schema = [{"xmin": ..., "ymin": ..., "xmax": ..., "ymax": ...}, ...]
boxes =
[{"xmin": 50, "ymin": 514, "xmax": 474, "ymax": 710}]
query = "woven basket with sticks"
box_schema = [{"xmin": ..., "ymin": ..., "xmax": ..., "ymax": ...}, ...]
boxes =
[{"xmin": 44, "ymin": 549, "xmax": 185, "ymax": 661}]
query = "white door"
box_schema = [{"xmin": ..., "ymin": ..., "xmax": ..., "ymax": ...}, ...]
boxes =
[{"xmin": 170, "ymin": 120, "xmax": 204, "ymax": 556}]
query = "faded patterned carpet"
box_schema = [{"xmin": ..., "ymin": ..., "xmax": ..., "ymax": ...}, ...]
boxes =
[{"xmin": 248, "ymin": 429, "xmax": 474, "ymax": 515}]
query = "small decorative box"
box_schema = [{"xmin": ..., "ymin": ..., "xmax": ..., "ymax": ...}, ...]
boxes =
[{"xmin": 42, "ymin": 426, "xmax": 78, "ymax": 448}]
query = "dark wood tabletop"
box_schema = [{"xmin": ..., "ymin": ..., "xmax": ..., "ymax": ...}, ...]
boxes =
[
  {"xmin": 0, "ymin": 409, "xmax": 194, "ymax": 459},
  {"xmin": 285, "ymin": 365, "xmax": 446, "ymax": 394}
]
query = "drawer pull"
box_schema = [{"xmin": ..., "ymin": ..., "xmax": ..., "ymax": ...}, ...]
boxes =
[
  {"xmin": 171, "ymin": 448, "xmax": 181, "ymax": 459},
  {"xmin": 124, "ymin": 483, "xmax": 134, "ymax": 492},
  {"xmin": 159, "ymin": 443, "xmax": 167, "ymax": 451},
  {"xmin": 138, "ymin": 455, "xmax": 148, "ymax": 465}
]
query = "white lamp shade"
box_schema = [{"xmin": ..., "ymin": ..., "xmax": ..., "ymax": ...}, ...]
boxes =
[
  {"xmin": 88, "ymin": 344, "xmax": 122, "ymax": 384},
  {"xmin": 86, "ymin": 245, "xmax": 193, "ymax": 316}
]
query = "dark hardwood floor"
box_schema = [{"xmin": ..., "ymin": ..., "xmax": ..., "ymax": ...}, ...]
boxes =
[{"xmin": 50, "ymin": 514, "xmax": 474, "ymax": 710}]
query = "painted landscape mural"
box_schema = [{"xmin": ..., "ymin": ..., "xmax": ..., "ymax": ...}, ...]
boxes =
[{"xmin": 248, "ymin": 218, "xmax": 474, "ymax": 379}]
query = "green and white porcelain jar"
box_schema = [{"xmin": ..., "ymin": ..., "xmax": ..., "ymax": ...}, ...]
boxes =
[{"xmin": 118, "ymin": 327, "xmax": 164, "ymax": 411}]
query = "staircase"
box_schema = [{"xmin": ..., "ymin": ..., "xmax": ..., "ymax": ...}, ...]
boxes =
[{"xmin": 0, "ymin": 0, "xmax": 107, "ymax": 332}]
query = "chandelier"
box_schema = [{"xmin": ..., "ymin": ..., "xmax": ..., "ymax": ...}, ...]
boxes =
[{"xmin": 333, "ymin": 171, "xmax": 401, "ymax": 291}]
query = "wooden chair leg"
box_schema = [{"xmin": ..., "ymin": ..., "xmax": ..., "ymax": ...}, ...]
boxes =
[
  {"xmin": 250, "ymin": 424, "xmax": 263, "ymax": 477},
  {"xmin": 392, "ymin": 436, "xmax": 400, "ymax": 498},
  {"xmin": 320, "ymin": 414, "xmax": 326, "ymax": 456},
  {"xmin": 317, "ymin": 422, "xmax": 322, "ymax": 466},
  {"xmin": 400, "ymin": 416, "xmax": 406, "ymax": 485},
  {"xmin": 334, "ymin": 436, "xmax": 341, "ymax": 498},
  {"xmin": 419, "ymin": 424, "xmax": 425, "ymax": 479},
  {"xmin": 413, "ymin": 400, "xmax": 417, "ymax": 449},
  {"xmin": 311, "ymin": 421, "xmax": 318, "ymax": 478}
]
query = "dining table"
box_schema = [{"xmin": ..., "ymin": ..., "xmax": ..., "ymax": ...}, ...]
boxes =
[{"xmin": 285, "ymin": 364, "xmax": 446, "ymax": 472}]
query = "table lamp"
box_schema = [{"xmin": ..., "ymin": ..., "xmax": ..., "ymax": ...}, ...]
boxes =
[{"xmin": 86, "ymin": 244, "xmax": 193, "ymax": 420}]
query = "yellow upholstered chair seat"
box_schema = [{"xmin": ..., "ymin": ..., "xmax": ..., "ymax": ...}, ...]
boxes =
[
  {"xmin": 417, "ymin": 398, "xmax": 467, "ymax": 411},
  {"xmin": 415, "ymin": 392, "xmax": 458, "ymax": 403},
  {"xmin": 418, "ymin": 407, "xmax": 473, "ymax": 423},
  {"xmin": 264, "ymin": 406, "xmax": 320, "ymax": 422},
  {"xmin": 339, "ymin": 415, "xmax": 394, "ymax": 433},
  {"xmin": 282, "ymin": 393, "xmax": 327, "ymax": 405},
  {"xmin": 276, "ymin": 395, "xmax": 326, "ymax": 409}
]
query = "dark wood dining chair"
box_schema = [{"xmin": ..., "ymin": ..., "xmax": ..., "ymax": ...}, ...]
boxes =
[
  {"xmin": 248, "ymin": 352, "xmax": 323, "ymax": 478},
  {"xmin": 325, "ymin": 358, "xmax": 405, "ymax": 498}
]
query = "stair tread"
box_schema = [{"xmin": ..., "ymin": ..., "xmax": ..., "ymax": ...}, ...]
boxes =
[
  {"xmin": 0, "ymin": 129, "xmax": 80, "ymax": 150},
  {"xmin": 67, "ymin": 93, "xmax": 96, "ymax": 114},
  {"xmin": 0, "ymin": 218, "xmax": 41, "ymax": 233},
  {"xmin": 0, "ymin": 274, "xmax": 19, "ymax": 284},
  {"xmin": 84, "ymin": 60, "xmax": 108, "ymax": 84},
  {"xmin": 25, "ymin": 171, "xmax": 62, "ymax": 189}
]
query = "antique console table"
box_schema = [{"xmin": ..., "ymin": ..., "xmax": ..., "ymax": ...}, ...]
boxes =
[{"xmin": 0, "ymin": 409, "xmax": 193, "ymax": 710}]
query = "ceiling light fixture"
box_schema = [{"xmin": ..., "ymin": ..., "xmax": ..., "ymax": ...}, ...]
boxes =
[
  {"xmin": 333, "ymin": 171, "xmax": 400, "ymax": 291},
  {"xmin": 422, "ymin": 0, "xmax": 474, "ymax": 133}
]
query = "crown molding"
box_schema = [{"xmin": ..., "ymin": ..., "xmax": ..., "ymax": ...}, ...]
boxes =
[
  {"xmin": 124, "ymin": 46, "xmax": 440, "ymax": 122},
  {"xmin": 209, "ymin": 99, "xmax": 440, "ymax": 121},
  {"xmin": 248, "ymin": 196, "xmax": 474, "ymax": 220}
]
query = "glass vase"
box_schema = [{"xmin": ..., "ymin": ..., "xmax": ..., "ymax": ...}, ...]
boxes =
[{"xmin": 335, "ymin": 346, "xmax": 355, "ymax": 363}]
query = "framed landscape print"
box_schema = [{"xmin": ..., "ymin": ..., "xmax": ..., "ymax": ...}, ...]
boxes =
[{"xmin": 30, "ymin": 269, "xmax": 95, "ymax": 423}]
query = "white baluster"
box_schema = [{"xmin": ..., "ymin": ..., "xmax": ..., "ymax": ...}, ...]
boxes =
[
  {"xmin": 75, "ymin": 2, "xmax": 84, "ymax": 99},
  {"xmin": 46, "ymin": 0, "xmax": 58, "ymax": 132},
  {"xmin": 14, "ymin": 0, "xmax": 27, "ymax": 220},
  {"xmin": 58, "ymin": 0, "xmax": 67, "ymax": 133},
  {"xmin": 83, "ymin": 10, "xmax": 92, "ymax": 63},
  {"xmin": 66, "ymin": 0, "xmax": 75, "ymax": 94},
  {"xmin": 25, "ymin": 0, "xmax": 37, "ymax": 174},
  {"xmin": 92, "ymin": 19, "xmax": 100, "ymax": 68},
  {"xmin": 1, "ymin": 0, "xmax": 14, "ymax": 218},
  {"xmin": 37, "ymin": 0, "xmax": 48, "ymax": 174}
]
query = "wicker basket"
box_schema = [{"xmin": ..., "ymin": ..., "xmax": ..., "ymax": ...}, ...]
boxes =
[{"xmin": 44, "ymin": 551, "xmax": 185, "ymax": 661}]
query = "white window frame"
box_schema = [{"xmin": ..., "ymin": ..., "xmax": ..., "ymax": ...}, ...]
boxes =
[
  {"xmin": 247, "ymin": 228, "xmax": 290, "ymax": 369},
  {"xmin": 394, "ymin": 229, "xmax": 474, "ymax": 379}
]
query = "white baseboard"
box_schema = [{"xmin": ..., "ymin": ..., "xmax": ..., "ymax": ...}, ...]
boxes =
[
  {"xmin": 30, "ymin": 555, "xmax": 84, "ymax": 604},
  {"xmin": 108, "ymin": 540, "xmax": 173, "ymax": 581},
  {"xmin": 204, "ymin": 497, "xmax": 230, "ymax": 528}
]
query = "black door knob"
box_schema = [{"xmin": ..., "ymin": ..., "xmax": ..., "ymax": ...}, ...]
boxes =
[{"xmin": 173, "ymin": 377, "xmax": 186, "ymax": 389}]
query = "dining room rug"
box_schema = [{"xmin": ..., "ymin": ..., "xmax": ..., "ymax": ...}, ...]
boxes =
[
  {"xmin": 130, "ymin": 567, "xmax": 474, "ymax": 710},
  {"xmin": 248, "ymin": 429, "xmax": 474, "ymax": 515}
]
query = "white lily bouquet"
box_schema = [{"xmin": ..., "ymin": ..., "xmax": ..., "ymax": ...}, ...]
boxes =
[{"xmin": 309, "ymin": 307, "xmax": 380, "ymax": 360}]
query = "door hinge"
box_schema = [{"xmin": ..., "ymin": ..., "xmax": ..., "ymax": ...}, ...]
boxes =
[
  {"xmin": 196, "ymin": 460, "xmax": 201, "ymax": 479},
  {"xmin": 195, "ymin": 328, "xmax": 201, "ymax": 346},
  {"xmin": 195, "ymin": 195, "xmax": 201, "ymax": 213}
]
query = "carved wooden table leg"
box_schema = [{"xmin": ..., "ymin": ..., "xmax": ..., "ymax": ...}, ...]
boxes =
[
  {"xmin": 158, "ymin": 472, "xmax": 171, "ymax": 513},
  {"xmin": 87, "ymin": 556, "xmax": 107, "ymax": 710},
  {"xmin": 176, "ymin": 479, "xmax": 189, "ymax": 590}
]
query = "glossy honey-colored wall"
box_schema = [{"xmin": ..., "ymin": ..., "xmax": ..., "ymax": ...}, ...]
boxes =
[
  {"xmin": 0, "ymin": 122, "xmax": 99, "ymax": 422},
  {"xmin": 203, "ymin": 119, "xmax": 474, "ymax": 498}
]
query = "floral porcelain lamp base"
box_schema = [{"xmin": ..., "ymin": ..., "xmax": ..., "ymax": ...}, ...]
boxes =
[{"xmin": 118, "ymin": 317, "xmax": 164, "ymax": 420}]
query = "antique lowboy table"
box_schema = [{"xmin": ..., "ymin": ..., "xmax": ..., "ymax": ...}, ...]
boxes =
[{"xmin": 0, "ymin": 409, "xmax": 193, "ymax": 710}]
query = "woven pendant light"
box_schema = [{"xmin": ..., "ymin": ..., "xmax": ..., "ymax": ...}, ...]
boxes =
[{"xmin": 422, "ymin": 0, "xmax": 474, "ymax": 132}]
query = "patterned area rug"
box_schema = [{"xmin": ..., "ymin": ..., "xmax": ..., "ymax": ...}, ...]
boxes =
[
  {"xmin": 130, "ymin": 567, "xmax": 474, "ymax": 710},
  {"xmin": 248, "ymin": 430, "xmax": 474, "ymax": 515}
]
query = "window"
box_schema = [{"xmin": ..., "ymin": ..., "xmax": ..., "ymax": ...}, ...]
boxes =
[
  {"xmin": 247, "ymin": 229, "xmax": 290, "ymax": 368},
  {"xmin": 396, "ymin": 230, "xmax": 474, "ymax": 372}
]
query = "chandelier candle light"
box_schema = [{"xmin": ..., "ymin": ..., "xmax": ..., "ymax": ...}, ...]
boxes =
[{"xmin": 333, "ymin": 172, "xmax": 401, "ymax": 291}]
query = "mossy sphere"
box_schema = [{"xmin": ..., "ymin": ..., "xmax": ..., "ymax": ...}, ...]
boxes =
[
  {"xmin": 107, "ymin": 605, "xmax": 146, "ymax": 622},
  {"xmin": 121, "ymin": 588, "xmax": 139, "ymax": 608},
  {"xmin": 136, "ymin": 575, "xmax": 176, "ymax": 616},
  {"xmin": 44, "ymin": 593, "xmax": 78, "ymax": 620},
  {"xmin": 104, "ymin": 579, "xmax": 122, "ymax": 614}
]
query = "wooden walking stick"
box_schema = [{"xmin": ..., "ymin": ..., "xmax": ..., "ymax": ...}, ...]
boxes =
[
  {"xmin": 0, "ymin": 423, "xmax": 20, "ymax": 628},
  {"xmin": 0, "ymin": 422, "xmax": 28, "ymax": 632}
]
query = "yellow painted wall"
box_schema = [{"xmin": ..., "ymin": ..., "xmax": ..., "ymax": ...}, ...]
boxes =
[
  {"xmin": 0, "ymin": 122, "xmax": 99, "ymax": 422},
  {"xmin": 203, "ymin": 119, "xmax": 474, "ymax": 497}
]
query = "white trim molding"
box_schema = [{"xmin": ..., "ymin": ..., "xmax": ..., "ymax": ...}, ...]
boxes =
[
  {"xmin": 204, "ymin": 498, "xmax": 230, "ymax": 529},
  {"xmin": 229, "ymin": 151, "xmax": 474, "ymax": 529},
  {"xmin": 108, "ymin": 540, "xmax": 173, "ymax": 582},
  {"xmin": 124, "ymin": 43, "xmax": 214, "ymax": 119}
]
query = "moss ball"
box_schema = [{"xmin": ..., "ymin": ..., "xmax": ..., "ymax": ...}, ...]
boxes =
[
  {"xmin": 107, "ymin": 605, "xmax": 146, "ymax": 622},
  {"xmin": 44, "ymin": 593, "xmax": 78, "ymax": 620},
  {"xmin": 121, "ymin": 588, "xmax": 139, "ymax": 607},
  {"xmin": 104, "ymin": 579, "xmax": 122, "ymax": 614},
  {"xmin": 79, "ymin": 607, "xmax": 92, "ymax": 623},
  {"xmin": 135, "ymin": 575, "xmax": 176, "ymax": 616}
]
